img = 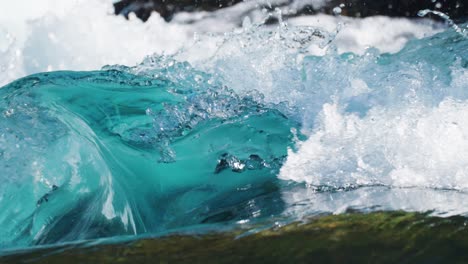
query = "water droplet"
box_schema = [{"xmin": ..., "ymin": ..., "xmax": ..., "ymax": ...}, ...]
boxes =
[
  {"xmin": 242, "ymin": 16, "xmax": 252, "ymax": 29},
  {"xmin": 333, "ymin": 6, "xmax": 342, "ymax": 15}
]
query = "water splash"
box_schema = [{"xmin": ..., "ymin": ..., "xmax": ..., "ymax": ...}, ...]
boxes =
[
  {"xmin": 0, "ymin": 0, "xmax": 467, "ymax": 253},
  {"xmin": 0, "ymin": 0, "xmax": 443, "ymax": 87},
  {"xmin": 279, "ymin": 23, "xmax": 468, "ymax": 217},
  {"xmin": 418, "ymin": 9, "xmax": 467, "ymax": 37}
]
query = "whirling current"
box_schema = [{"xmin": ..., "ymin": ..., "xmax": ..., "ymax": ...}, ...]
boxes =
[{"xmin": 0, "ymin": 0, "xmax": 467, "ymax": 252}]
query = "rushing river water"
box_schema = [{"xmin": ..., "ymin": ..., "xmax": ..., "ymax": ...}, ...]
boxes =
[{"xmin": 0, "ymin": 0, "xmax": 467, "ymax": 253}]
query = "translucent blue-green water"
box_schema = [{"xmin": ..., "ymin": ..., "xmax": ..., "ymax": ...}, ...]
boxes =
[
  {"xmin": 0, "ymin": 66, "xmax": 299, "ymax": 248},
  {"xmin": 0, "ymin": 23, "xmax": 467, "ymax": 251}
]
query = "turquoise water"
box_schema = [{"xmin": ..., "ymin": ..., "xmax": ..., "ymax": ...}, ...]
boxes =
[
  {"xmin": 0, "ymin": 23, "xmax": 467, "ymax": 250},
  {"xmin": 0, "ymin": 66, "xmax": 298, "ymax": 248}
]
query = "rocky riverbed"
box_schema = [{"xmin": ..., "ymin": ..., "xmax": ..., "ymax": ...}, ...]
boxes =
[{"xmin": 3, "ymin": 211, "xmax": 468, "ymax": 263}]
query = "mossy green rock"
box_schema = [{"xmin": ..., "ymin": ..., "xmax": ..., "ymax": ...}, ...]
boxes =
[{"xmin": 3, "ymin": 211, "xmax": 468, "ymax": 263}]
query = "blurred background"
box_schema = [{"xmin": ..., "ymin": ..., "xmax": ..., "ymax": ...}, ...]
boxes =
[{"xmin": 0, "ymin": 0, "xmax": 465, "ymax": 87}]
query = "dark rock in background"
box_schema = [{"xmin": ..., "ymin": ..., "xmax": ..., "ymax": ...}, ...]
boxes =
[
  {"xmin": 114, "ymin": 0, "xmax": 243, "ymax": 22},
  {"xmin": 114, "ymin": 0, "xmax": 468, "ymax": 23},
  {"xmin": 292, "ymin": 0, "xmax": 467, "ymax": 20}
]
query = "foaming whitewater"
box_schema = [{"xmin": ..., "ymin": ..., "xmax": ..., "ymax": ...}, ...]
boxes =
[
  {"xmin": 279, "ymin": 25, "xmax": 468, "ymax": 217},
  {"xmin": 0, "ymin": 0, "xmax": 443, "ymax": 86},
  {"xmin": 0, "ymin": 0, "xmax": 468, "ymax": 253},
  {"xmin": 0, "ymin": 0, "xmax": 191, "ymax": 86}
]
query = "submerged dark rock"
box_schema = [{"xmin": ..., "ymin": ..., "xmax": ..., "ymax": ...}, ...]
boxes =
[
  {"xmin": 114, "ymin": 0, "xmax": 468, "ymax": 22},
  {"xmin": 4, "ymin": 211, "xmax": 468, "ymax": 263}
]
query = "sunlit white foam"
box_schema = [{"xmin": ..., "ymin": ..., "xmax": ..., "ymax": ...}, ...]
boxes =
[
  {"xmin": 280, "ymin": 98, "xmax": 468, "ymax": 190},
  {"xmin": 288, "ymin": 14, "xmax": 444, "ymax": 54}
]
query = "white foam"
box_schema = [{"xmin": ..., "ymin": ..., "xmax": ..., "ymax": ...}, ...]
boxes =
[
  {"xmin": 280, "ymin": 98, "xmax": 468, "ymax": 191},
  {"xmin": 288, "ymin": 14, "xmax": 443, "ymax": 54},
  {"xmin": 0, "ymin": 0, "xmax": 193, "ymax": 86},
  {"xmin": 0, "ymin": 0, "xmax": 443, "ymax": 87}
]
